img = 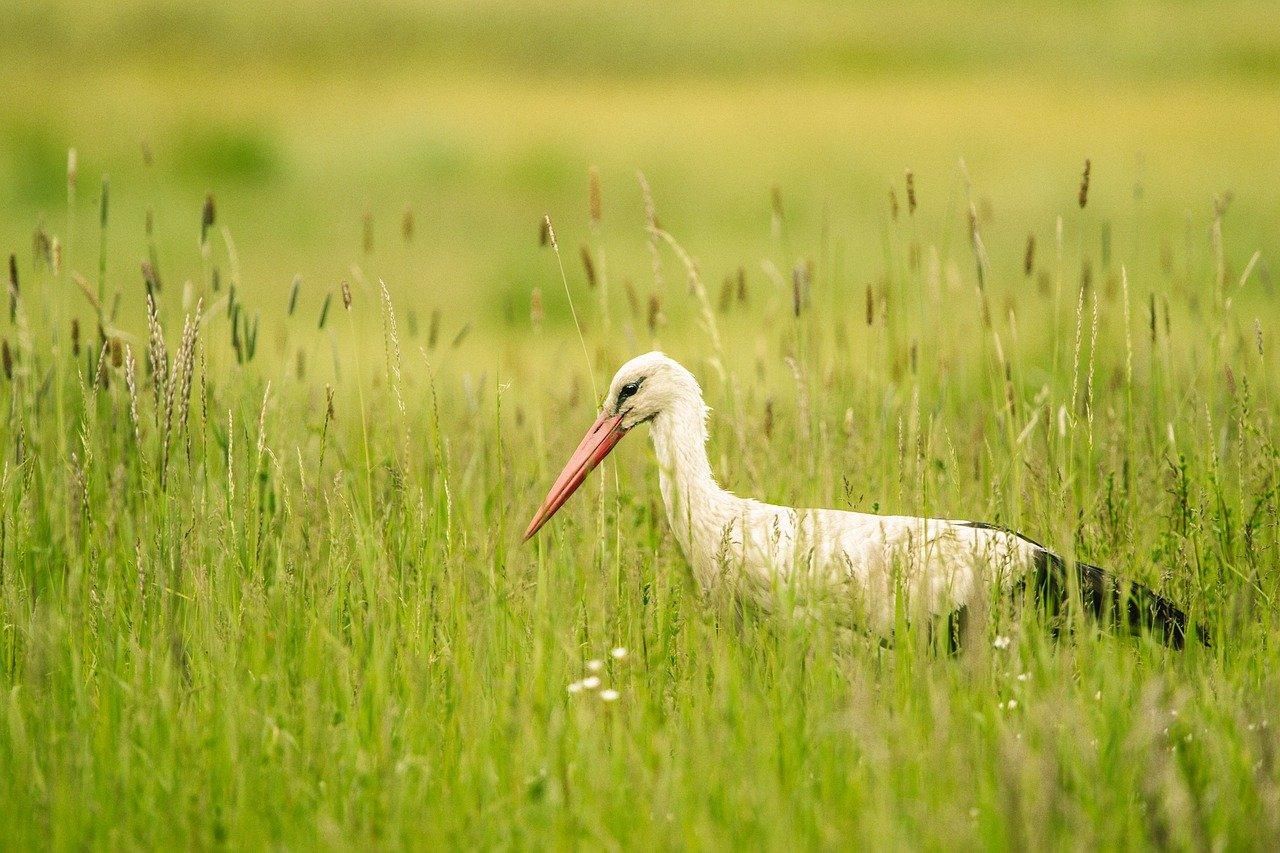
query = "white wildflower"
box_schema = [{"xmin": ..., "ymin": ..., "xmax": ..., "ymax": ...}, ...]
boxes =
[
  {"xmin": 611, "ymin": 647, "xmax": 628, "ymax": 660},
  {"xmin": 993, "ymin": 635, "xmax": 1011, "ymax": 650},
  {"xmin": 586, "ymin": 659, "xmax": 604, "ymax": 673},
  {"xmin": 600, "ymin": 689, "xmax": 620, "ymax": 702},
  {"xmin": 582, "ymin": 676, "xmax": 601, "ymax": 690},
  {"xmin": 567, "ymin": 681, "xmax": 584, "ymax": 694}
]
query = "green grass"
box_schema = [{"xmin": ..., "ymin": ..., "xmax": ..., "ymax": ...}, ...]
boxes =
[
  {"xmin": 2, "ymin": 1, "xmax": 1280, "ymax": 846},
  {"xmin": 0, "ymin": 154, "xmax": 1277, "ymax": 847}
]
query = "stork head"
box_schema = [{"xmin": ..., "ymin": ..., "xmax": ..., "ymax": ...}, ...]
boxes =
[
  {"xmin": 604, "ymin": 350, "xmax": 702, "ymax": 429},
  {"xmin": 523, "ymin": 351, "xmax": 698, "ymax": 541}
]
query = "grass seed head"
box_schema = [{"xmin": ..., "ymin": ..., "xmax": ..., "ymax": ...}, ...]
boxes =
[
  {"xmin": 1214, "ymin": 191, "xmax": 1234, "ymax": 218},
  {"xmin": 99, "ymin": 176, "xmax": 110, "ymax": 227},
  {"xmin": 1078, "ymin": 158, "xmax": 1091, "ymax": 208},
  {"xmin": 7, "ymin": 254, "xmax": 17, "ymax": 322},
  {"xmin": 580, "ymin": 244, "xmax": 597, "ymax": 289},
  {"xmin": 451, "ymin": 323, "xmax": 471, "ymax": 348},
  {"xmin": 588, "ymin": 166, "xmax": 602, "ymax": 226},
  {"xmin": 318, "ymin": 292, "xmax": 332, "ymax": 329},
  {"xmin": 542, "ymin": 214, "xmax": 558, "ymax": 251},
  {"xmin": 124, "ymin": 345, "xmax": 142, "ymax": 450},
  {"xmin": 638, "ymin": 170, "xmax": 659, "ymax": 230},
  {"xmin": 145, "ymin": 291, "xmax": 169, "ymax": 414},
  {"xmin": 33, "ymin": 223, "xmax": 52, "ymax": 268},
  {"xmin": 401, "ymin": 204, "xmax": 414, "ymax": 244},
  {"xmin": 378, "ymin": 279, "xmax": 404, "ymax": 417},
  {"xmin": 201, "ymin": 193, "xmax": 216, "ymax": 245},
  {"xmin": 141, "ymin": 261, "xmax": 159, "ymax": 296},
  {"xmin": 905, "ymin": 168, "xmax": 917, "ymax": 214},
  {"xmin": 93, "ymin": 338, "xmax": 111, "ymax": 390},
  {"xmin": 174, "ymin": 300, "xmax": 202, "ymax": 437}
]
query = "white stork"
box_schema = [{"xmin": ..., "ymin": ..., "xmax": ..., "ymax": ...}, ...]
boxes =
[{"xmin": 525, "ymin": 352, "xmax": 1200, "ymax": 649}]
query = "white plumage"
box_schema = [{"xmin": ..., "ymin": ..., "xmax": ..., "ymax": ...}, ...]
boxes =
[{"xmin": 525, "ymin": 352, "xmax": 1196, "ymax": 647}]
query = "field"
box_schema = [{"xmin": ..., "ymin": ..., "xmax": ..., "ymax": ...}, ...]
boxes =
[{"xmin": 2, "ymin": 1, "xmax": 1279, "ymax": 847}]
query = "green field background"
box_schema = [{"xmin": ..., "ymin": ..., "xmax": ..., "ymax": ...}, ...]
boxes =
[
  {"xmin": 2, "ymin": 2, "xmax": 1279, "ymax": 848},
  {"xmin": 3, "ymin": 0, "xmax": 1278, "ymax": 331}
]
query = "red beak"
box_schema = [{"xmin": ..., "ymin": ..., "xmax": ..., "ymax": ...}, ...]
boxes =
[{"xmin": 524, "ymin": 412, "xmax": 629, "ymax": 541}]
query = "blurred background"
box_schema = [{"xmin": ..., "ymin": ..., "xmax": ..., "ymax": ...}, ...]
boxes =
[{"xmin": 1, "ymin": 0, "xmax": 1277, "ymax": 344}]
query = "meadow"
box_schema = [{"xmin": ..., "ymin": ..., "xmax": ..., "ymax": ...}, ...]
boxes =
[{"xmin": 2, "ymin": 1, "xmax": 1279, "ymax": 847}]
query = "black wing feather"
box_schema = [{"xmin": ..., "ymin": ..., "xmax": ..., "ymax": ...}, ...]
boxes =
[{"xmin": 957, "ymin": 521, "xmax": 1207, "ymax": 649}]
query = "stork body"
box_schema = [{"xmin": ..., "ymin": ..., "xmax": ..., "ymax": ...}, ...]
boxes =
[{"xmin": 526, "ymin": 352, "xmax": 1198, "ymax": 648}]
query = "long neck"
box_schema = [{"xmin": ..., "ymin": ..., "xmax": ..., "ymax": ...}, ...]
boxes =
[{"xmin": 648, "ymin": 398, "xmax": 737, "ymax": 563}]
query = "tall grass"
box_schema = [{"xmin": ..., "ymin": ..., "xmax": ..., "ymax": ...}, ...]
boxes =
[{"xmin": 0, "ymin": 157, "xmax": 1277, "ymax": 848}]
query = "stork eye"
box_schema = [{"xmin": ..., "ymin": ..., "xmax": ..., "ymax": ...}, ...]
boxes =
[{"xmin": 618, "ymin": 381, "xmax": 641, "ymax": 403}]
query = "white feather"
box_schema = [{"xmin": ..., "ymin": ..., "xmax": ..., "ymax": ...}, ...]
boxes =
[{"xmin": 612, "ymin": 352, "xmax": 1040, "ymax": 635}]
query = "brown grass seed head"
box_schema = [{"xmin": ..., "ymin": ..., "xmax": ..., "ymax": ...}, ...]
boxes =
[
  {"xmin": 588, "ymin": 166, "xmax": 602, "ymax": 226},
  {"xmin": 201, "ymin": 193, "xmax": 216, "ymax": 245}
]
